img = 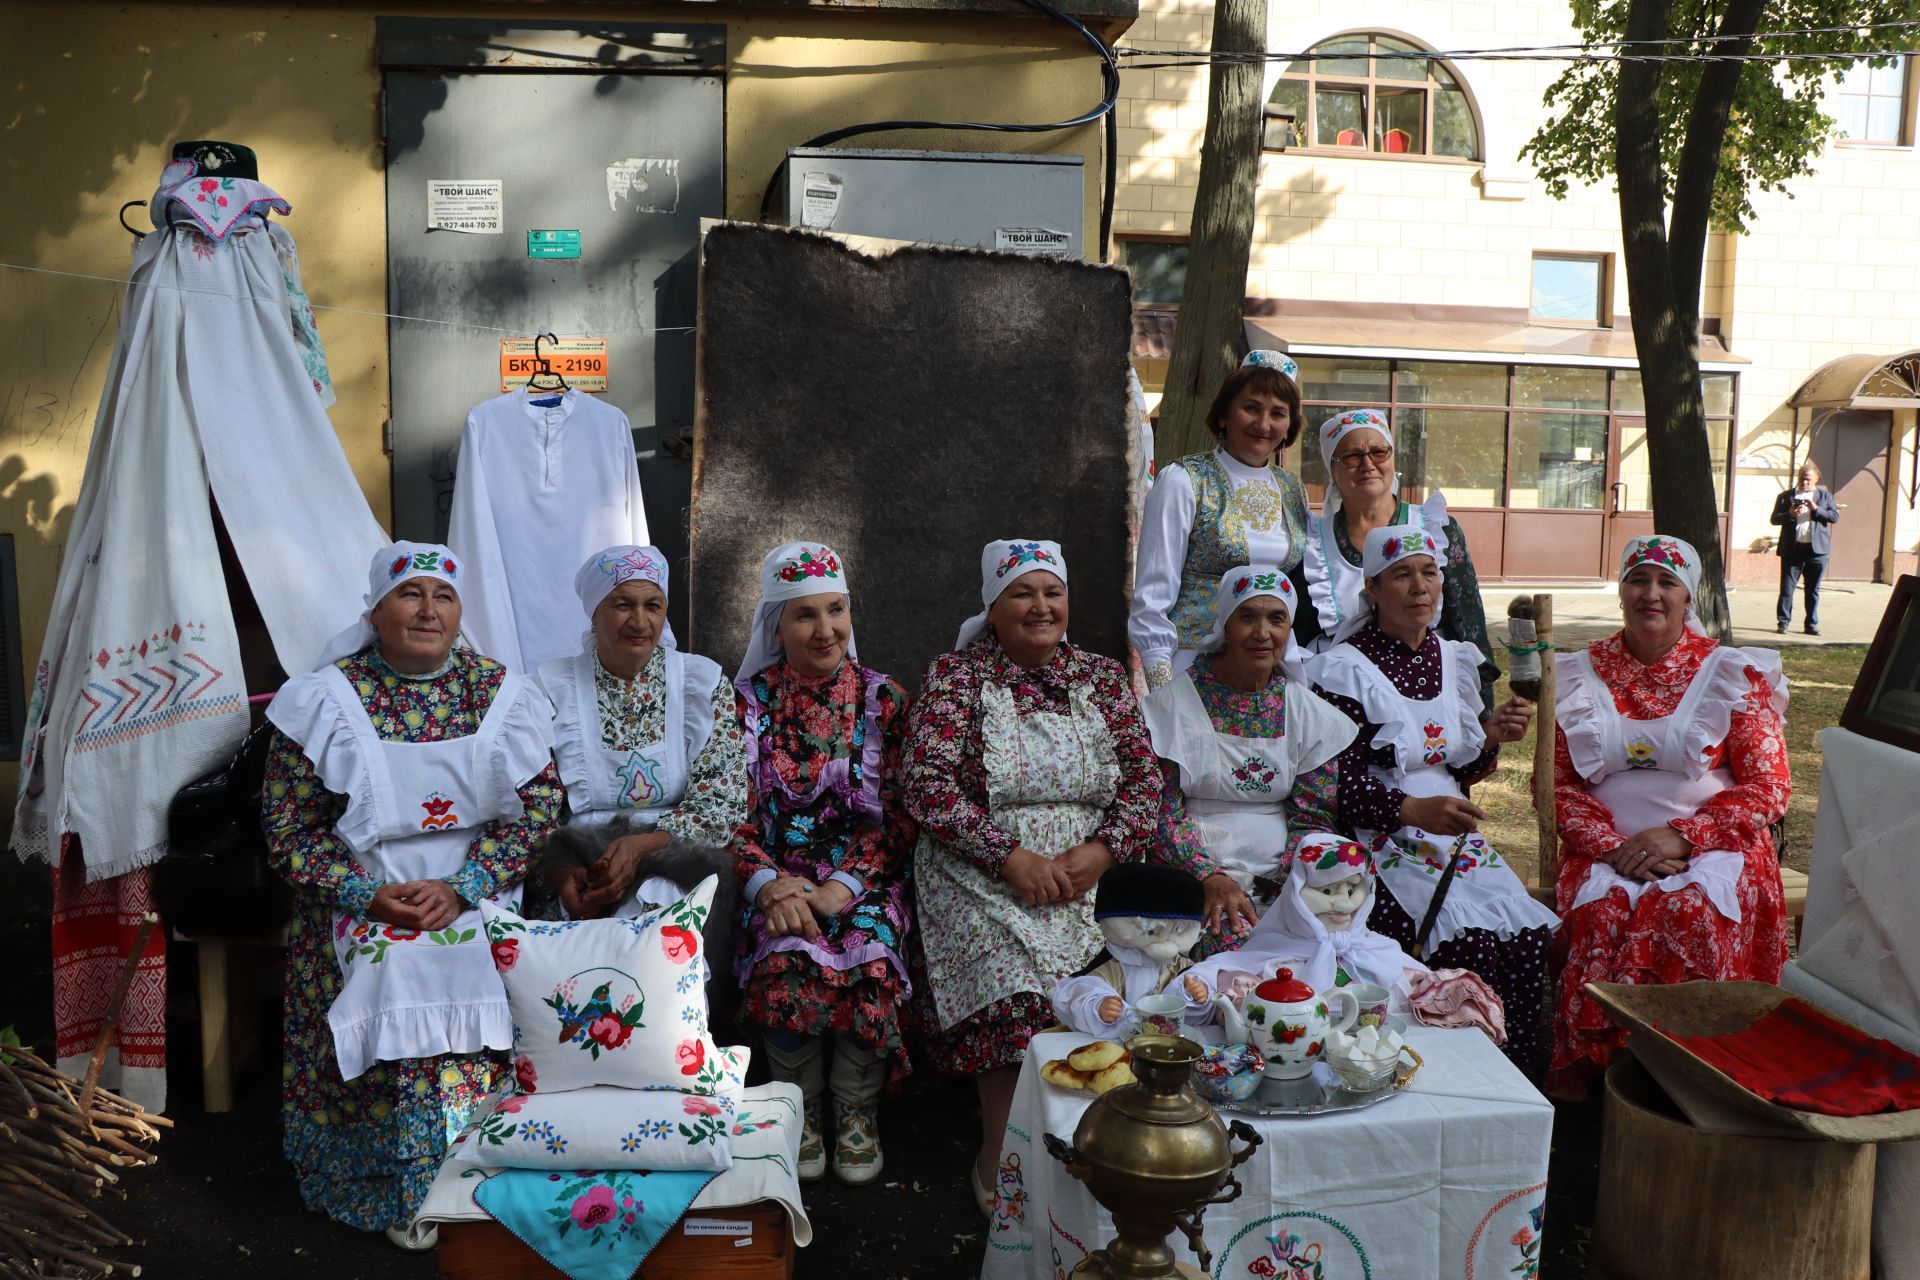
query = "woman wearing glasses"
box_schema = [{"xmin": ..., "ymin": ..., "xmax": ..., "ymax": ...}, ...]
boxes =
[
  {"xmin": 1131, "ymin": 350, "xmax": 1313, "ymax": 692},
  {"xmin": 1292, "ymin": 408, "xmax": 1500, "ymax": 713}
]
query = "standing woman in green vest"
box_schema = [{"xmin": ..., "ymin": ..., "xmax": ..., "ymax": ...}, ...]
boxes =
[{"xmin": 1131, "ymin": 351, "xmax": 1312, "ymax": 692}]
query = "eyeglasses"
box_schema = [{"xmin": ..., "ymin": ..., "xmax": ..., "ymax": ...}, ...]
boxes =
[{"xmin": 1332, "ymin": 445, "xmax": 1395, "ymax": 471}]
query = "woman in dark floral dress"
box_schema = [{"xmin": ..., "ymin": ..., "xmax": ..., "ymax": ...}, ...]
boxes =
[
  {"xmin": 732, "ymin": 542, "xmax": 915, "ymax": 1187},
  {"xmin": 262, "ymin": 542, "xmax": 561, "ymax": 1246}
]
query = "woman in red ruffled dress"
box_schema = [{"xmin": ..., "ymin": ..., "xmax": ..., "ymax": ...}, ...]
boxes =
[{"xmin": 1545, "ymin": 534, "xmax": 1790, "ymax": 1098}]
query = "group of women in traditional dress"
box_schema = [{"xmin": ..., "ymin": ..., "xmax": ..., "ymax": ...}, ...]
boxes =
[{"xmin": 260, "ymin": 349, "xmax": 1791, "ymax": 1243}]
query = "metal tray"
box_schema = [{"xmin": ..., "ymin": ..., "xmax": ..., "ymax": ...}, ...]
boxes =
[{"xmin": 1215, "ymin": 1049, "xmax": 1422, "ymax": 1118}]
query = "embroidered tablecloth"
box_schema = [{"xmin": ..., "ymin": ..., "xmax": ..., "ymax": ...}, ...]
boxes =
[
  {"xmin": 407, "ymin": 1082, "xmax": 813, "ymax": 1250},
  {"xmin": 980, "ymin": 1029, "xmax": 1551, "ymax": 1280}
]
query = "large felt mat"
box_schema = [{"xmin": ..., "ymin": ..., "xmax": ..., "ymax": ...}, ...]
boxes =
[{"xmin": 691, "ymin": 223, "xmax": 1135, "ymax": 690}]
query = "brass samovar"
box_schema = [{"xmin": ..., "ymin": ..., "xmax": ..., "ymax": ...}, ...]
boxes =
[{"xmin": 1044, "ymin": 1035, "xmax": 1261, "ymax": 1280}]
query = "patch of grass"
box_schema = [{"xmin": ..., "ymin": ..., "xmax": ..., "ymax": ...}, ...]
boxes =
[{"xmin": 1473, "ymin": 643, "xmax": 1863, "ymax": 885}]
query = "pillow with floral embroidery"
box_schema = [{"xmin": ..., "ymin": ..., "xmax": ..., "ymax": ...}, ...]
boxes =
[
  {"xmin": 481, "ymin": 876, "xmax": 730, "ymax": 1094},
  {"xmin": 448, "ymin": 1046, "xmax": 748, "ymax": 1171}
]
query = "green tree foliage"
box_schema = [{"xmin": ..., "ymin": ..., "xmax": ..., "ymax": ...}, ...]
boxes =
[{"xmin": 1521, "ymin": 0, "xmax": 1910, "ymax": 635}]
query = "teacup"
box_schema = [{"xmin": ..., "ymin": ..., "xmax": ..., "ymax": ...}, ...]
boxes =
[
  {"xmin": 1342, "ymin": 982, "xmax": 1391, "ymax": 1028},
  {"xmin": 1120, "ymin": 991, "xmax": 1187, "ymax": 1041}
]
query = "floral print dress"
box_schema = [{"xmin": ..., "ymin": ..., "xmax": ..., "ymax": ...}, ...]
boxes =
[
  {"xmin": 732, "ymin": 660, "xmax": 916, "ymax": 1085},
  {"xmin": 593, "ymin": 648, "xmax": 749, "ymax": 845},
  {"xmin": 903, "ymin": 638, "xmax": 1161, "ymax": 1074},
  {"xmin": 262, "ymin": 648, "xmax": 563, "ymax": 1232},
  {"xmin": 1545, "ymin": 629, "xmax": 1791, "ymax": 1098}
]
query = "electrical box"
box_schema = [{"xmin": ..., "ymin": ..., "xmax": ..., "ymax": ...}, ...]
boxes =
[{"xmin": 779, "ymin": 148, "xmax": 1085, "ymax": 259}]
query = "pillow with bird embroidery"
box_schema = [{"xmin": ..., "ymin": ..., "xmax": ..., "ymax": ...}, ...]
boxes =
[{"xmin": 480, "ymin": 876, "xmax": 730, "ymax": 1094}]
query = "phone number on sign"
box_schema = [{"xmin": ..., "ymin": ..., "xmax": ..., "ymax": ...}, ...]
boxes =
[{"xmin": 504, "ymin": 356, "xmax": 606, "ymax": 374}]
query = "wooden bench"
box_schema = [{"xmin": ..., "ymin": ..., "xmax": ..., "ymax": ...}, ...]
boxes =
[
  {"xmin": 438, "ymin": 1201, "xmax": 793, "ymax": 1279},
  {"xmin": 1780, "ymin": 867, "xmax": 1809, "ymax": 945}
]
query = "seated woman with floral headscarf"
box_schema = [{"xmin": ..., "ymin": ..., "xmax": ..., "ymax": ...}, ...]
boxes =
[
  {"xmin": 261, "ymin": 542, "xmax": 562, "ymax": 1246},
  {"xmin": 1547, "ymin": 535, "xmax": 1790, "ymax": 1099},
  {"xmin": 903, "ymin": 538, "xmax": 1162, "ymax": 1216},
  {"xmin": 529, "ymin": 545, "xmax": 749, "ymax": 920},
  {"xmin": 1141, "ymin": 565, "xmax": 1357, "ymax": 957},
  {"xmin": 1312, "ymin": 523, "xmax": 1559, "ymax": 1078},
  {"xmin": 730, "ymin": 541, "xmax": 915, "ymax": 1188}
]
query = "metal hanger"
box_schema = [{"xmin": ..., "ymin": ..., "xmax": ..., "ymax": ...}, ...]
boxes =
[
  {"xmin": 528, "ymin": 331, "xmax": 570, "ymax": 393},
  {"xmin": 118, "ymin": 200, "xmax": 149, "ymax": 243}
]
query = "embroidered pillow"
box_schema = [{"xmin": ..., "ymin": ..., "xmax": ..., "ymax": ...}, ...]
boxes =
[
  {"xmin": 449, "ymin": 1048, "xmax": 748, "ymax": 1172},
  {"xmin": 482, "ymin": 877, "xmax": 730, "ymax": 1094}
]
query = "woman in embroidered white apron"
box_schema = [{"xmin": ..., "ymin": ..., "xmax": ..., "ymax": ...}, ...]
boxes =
[
  {"xmin": 1290, "ymin": 406, "xmax": 1500, "ymax": 712},
  {"xmin": 262, "ymin": 542, "xmax": 562, "ymax": 1241},
  {"xmin": 1312, "ymin": 524, "xmax": 1557, "ymax": 1077},
  {"xmin": 730, "ymin": 542, "xmax": 916, "ymax": 1187},
  {"xmin": 1142, "ymin": 566, "xmax": 1355, "ymax": 958},
  {"xmin": 904, "ymin": 539, "xmax": 1162, "ymax": 1214},
  {"xmin": 1548, "ymin": 535, "xmax": 1790, "ymax": 1098},
  {"xmin": 1131, "ymin": 351, "xmax": 1313, "ymax": 692},
  {"xmin": 531, "ymin": 545, "xmax": 746, "ymax": 920}
]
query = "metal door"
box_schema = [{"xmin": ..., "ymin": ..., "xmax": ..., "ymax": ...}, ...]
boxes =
[
  {"xmin": 1809, "ymin": 410, "xmax": 1891, "ymax": 580},
  {"xmin": 381, "ymin": 23, "xmax": 723, "ymax": 635},
  {"xmin": 1604, "ymin": 416, "xmax": 1732, "ymax": 576}
]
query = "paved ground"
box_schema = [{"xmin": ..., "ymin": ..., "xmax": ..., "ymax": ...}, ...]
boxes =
[{"xmin": 1484, "ymin": 578, "xmax": 1892, "ymax": 648}]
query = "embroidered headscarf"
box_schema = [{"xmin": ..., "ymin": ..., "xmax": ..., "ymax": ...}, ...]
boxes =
[
  {"xmin": 1360, "ymin": 522, "xmax": 1449, "ymax": 633},
  {"xmin": 1196, "ymin": 564, "xmax": 1307, "ymax": 683},
  {"xmin": 1240, "ymin": 834, "xmax": 1426, "ymax": 993},
  {"xmin": 574, "ymin": 545, "xmax": 676, "ymax": 655},
  {"xmin": 313, "ymin": 541, "xmax": 464, "ymax": 669},
  {"xmin": 1317, "ymin": 408, "xmax": 1397, "ymax": 520},
  {"xmin": 734, "ymin": 541, "xmax": 857, "ymax": 690},
  {"xmin": 1618, "ymin": 534, "xmax": 1706, "ymax": 635},
  {"xmin": 955, "ymin": 538, "xmax": 1068, "ymax": 651},
  {"xmin": 1241, "ymin": 349, "xmax": 1299, "ymax": 381}
]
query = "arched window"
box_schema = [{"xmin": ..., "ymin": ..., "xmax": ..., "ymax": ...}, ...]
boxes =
[{"xmin": 1266, "ymin": 33, "xmax": 1482, "ymax": 161}]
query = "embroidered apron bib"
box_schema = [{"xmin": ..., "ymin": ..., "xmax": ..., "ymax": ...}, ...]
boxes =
[
  {"xmin": 321, "ymin": 667, "xmax": 530, "ymax": 1080},
  {"xmin": 1340, "ymin": 649, "xmax": 1559, "ymax": 949},
  {"xmin": 1147, "ymin": 674, "xmax": 1294, "ymax": 898},
  {"xmin": 1565, "ymin": 649, "xmax": 1745, "ymax": 922},
  {"xmin": 914, "ymin": 682, "xmax": 1119, "ymax": 1032}
]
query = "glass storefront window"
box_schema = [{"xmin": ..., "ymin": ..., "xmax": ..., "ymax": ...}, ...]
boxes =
[
  {"xmin": 1611, "ymin": 369, "xmax": 1735, "ymax": 416},
  {"xmin": 1296, "ymin": 357, "xmax": 1390, "ymax": 406},
  {"xmin": 1614, "ymin": 419, "xmax": 1731, "ymax": 513},
  {"xmin": 1514, "ymin": 366, "xmax": 1608, "ymax": 411},
  {"xmin": 1510, "ymin": 412, "xmax": 1608, "ymax": 509},
  {"xmin": 1397, "ymin": 407, "xmax": 1506, "ymax": 506},
  {"xmin": 1395, "ymin": 361, "xmax": 1507, "ymax": 407}
]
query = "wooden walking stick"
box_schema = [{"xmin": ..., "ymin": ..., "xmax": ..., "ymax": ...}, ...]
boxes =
[{"xmin": 78, "ymin": 912, "xmax": 161, "ymax": 1121}]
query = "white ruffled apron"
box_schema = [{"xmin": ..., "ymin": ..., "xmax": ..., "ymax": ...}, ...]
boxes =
[
  {"xmin": 1562, "ymin": 649, "xmax": 1746, "ymax": 922},
  {"xmin": 315, "ymin": 667, "xmax": 532, "ymax": 1080},
  {"xmin": 1319, "ymin": 641, "xmax": 1558, "ymax": 949},
  {"xmin": 914, "ymin": 682, "xmax": 1119, "ymax": 1032},
  {"xmin": 1142, "ymin": 674, "xmax": 1322, "ymax": 901}
]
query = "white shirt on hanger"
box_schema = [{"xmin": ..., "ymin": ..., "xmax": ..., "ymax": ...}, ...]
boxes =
[{"xmin": 448, "ymin": 386, "xmax": 650, "ymax": 672}]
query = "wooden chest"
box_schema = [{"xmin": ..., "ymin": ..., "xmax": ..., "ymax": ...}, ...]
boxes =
[{"xmin": 438, "ymin": 1200, "xmax": 794, "ymax": 1280}]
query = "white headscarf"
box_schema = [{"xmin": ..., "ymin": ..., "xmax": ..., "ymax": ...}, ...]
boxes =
[
  {"xmin": 1316, "ymin": 407, "xmax": 1397, "ymax": 521},
  {"xmin": 734, "ymin": 541, "xmax": 856, "ymax": 690},
  {"xmin": 574, "ymin": 545, "xmax": 676, "ymax": 655},
  {"xmin": 1241, "ymin": 834, "xmax": 1426, "ymax": 993},
  {"xmin": 1241, "ymin": 349, "xmax": 1299, "ymax": 381},
  {"xmin": 1196, "ymin": 565, "xmax": 1307, "ymax": 684},
  {"xmin": 1618, "ymin": 533, "xmax": 1706, "ymax": 635},
  {"xmin": 313, "ymin": 541, "xmax": 464, "ymax": 670},
  {"xmin": 954, "ymin": 539, "xmax": 1068, "ymax": 651},
  {"xmin": 1358, "ymin": 521, "xmax": 1450, "ymax": 635}
]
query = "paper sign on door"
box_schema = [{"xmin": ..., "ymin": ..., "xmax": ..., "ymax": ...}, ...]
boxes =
[{"xmin": 427, "ymin": 180, "xmax": 503, "ymax": 234}]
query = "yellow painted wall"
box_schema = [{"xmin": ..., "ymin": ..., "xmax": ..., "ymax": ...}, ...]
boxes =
[{"xmin": 0, "ymin": 1, "xmax": 1111, "ymax": 796}]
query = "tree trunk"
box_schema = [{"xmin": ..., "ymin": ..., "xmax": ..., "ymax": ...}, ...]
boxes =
[
  {"xmin": 1614, "ymin": 0, "xmax": 1731, "ymax": 639},
  {"xmin": 1155, "ymin": 0, "xmax": 1268, "ymax": 467}
]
